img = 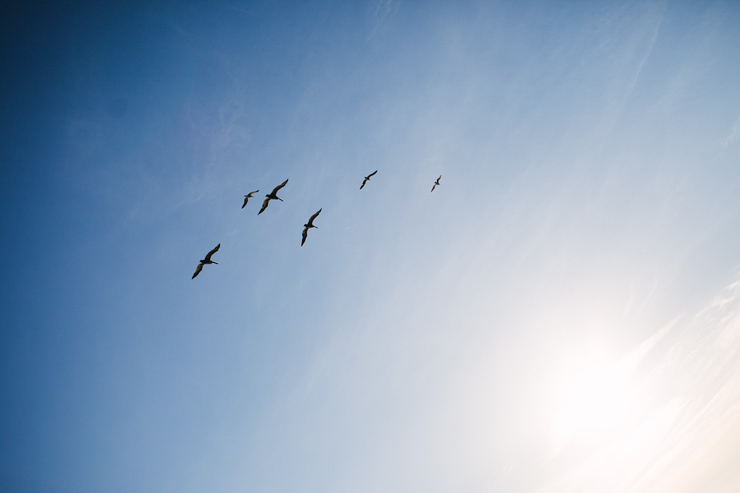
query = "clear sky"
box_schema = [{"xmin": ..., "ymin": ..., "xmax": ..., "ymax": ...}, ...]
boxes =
[{"xmin": 2, "ymin": 0, "xmax": 740, "ymax": 491}]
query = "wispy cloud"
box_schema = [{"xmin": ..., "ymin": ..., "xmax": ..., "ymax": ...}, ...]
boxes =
[
  {"xmin": 622, "ymin": 1, "xmax": 666, "ymax": 106},
  {"xmin": 618, "ymin": 315, "xmax": 678, "ymax": 373},
  {"xmin": 367, "ymin": 0, "xmax": 400, "ymax": 41},
  {"xmin": 587, "ymin": 0, "xmax": 667, "ymax": 156},
  {"xmin": 720, "ymin": 116, "xmax": 740, "ymax": 148}
]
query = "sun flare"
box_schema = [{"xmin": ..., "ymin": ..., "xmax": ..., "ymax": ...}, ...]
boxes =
[{"xmin": 550, "ymin": 356, "xmax": 638, "ymax": 455}]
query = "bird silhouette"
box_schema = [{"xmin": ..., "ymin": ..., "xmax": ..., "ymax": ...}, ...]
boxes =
[
  {"xmin": 242, "ymin": 190, "xmax": 259, "ymax": 208},
  {"xmin": 192, "ymin": 244, "xmax": 220, "ymax": 279},
  {"xmin": 258, "ymin": 179, "xmax": 288, "ymax": 215},
  {"xmin": 431, "ymin": 175, "xmax": 442, "ymax": 192},
  {"xmin": 360, "ymin": 170, "xmax": 377, "ymax": 190},
  {"xmin": 301, "ymin": 208, "xmax": 322, "ymax": 246}
]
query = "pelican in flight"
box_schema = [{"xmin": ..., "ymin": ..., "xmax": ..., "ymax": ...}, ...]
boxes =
[
  {"xmin": 242, "ymin": 190, "xmax": 259, "ymax": 209},
  {"xmin": 301, "ymin": 208, "xmax": 322, "ymax": 246},
  {"xmin": 360, "ymin": 170, "xmax": 377, "ymax": 190},
  {"xmin": 258, "ymin": 179, "xmax": 288, "ymax": 215},
  {"xmin": 431, "ymin": 175, "xmax": 442, "ymax": 192},
  {"xmin": 192, "ymin": 244, "xmax": 220, "ymax": 279}
]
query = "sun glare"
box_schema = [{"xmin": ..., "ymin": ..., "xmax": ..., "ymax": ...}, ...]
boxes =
[{"xmin": 550, "ymin": 355, "xmax": 638, "ymax": 455}]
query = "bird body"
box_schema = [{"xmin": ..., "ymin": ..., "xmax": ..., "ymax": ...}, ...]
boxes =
[
  {"xmin": 301, "ymin": 208, "xmax": 322, "ymax": 246},
  {"xmin": 192, "ymin": 244, "xmax": 220, "ymax": 279},
  {"xmin": 431, "ymin": 174, "xmax": 442, "ymax": 192},
  {"xmin": 242, "ymin": 190, "xmax": 259, "ymax": 208},
  {"xmin": 360, "ymin": 170, "xmax": 378, "ymax": 190},
  {"xmin": 258, "ymin": 179, "xmax": 289, "ymax": 215}
]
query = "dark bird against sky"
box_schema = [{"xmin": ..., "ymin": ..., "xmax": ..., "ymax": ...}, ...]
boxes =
[
  {"xmin": 192, "ymin": 244, "xmax": 220, "ymax": 279},
  {"xmin": 431, "ymin": 175, "xmax": 442, "ymax": 192},
  {"xmin": 242, "ymin": 190, "xmax": 259, "ymax": 208},
  {"xmin": 360, "ymin": 170, "xmax": 377, "ymax": 190},
  {"xmin": 258, "ymin": 179, "xmax": 289, "ymax": 215},
  {"xmin": 301, "ymin": 208, "xmax": 322, "ymax": 246}
]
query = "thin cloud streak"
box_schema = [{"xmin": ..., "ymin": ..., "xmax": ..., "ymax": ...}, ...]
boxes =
[
  {"xmin": 720, "ymin": 116, "xmax": 740, "ymax": 148},
  {"xmin": 622, "ymin": 1, "xmax": 666, "ymax": 109},
  {"xmin": 368, "ymin": 0, "xmax": 400, "ymax": 41}
]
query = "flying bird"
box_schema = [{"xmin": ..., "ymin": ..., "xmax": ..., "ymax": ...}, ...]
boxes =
[
  {"xmin": 192, "ymin": 244, "xmax": 220, "ymax": 279},
  {"xmin": 241, "ymin": 190, "xmax": 259, "ymax": 208},
  {"xmin": 258, "ymin": 179, "xmax": 289, "ymax": 215},
  {"xmin": 431, "ymin": 174, "xmax": 442, "ymax": 192},
  {"xmin": 301, "ymin": 208, "xmax": 322, "ymax": 246},
  {"xmin": 360, "ymin": 170, "xmax": 378, "ymax": 190}
]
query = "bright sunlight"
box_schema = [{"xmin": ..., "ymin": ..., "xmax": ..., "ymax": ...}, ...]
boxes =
[{"xmin": 550, "ymin": 354, "xmax": 638, "ymax": 456}]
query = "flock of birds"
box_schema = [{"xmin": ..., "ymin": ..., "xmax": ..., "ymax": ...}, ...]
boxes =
[{"xmin": 192, "ymin": 172, "xmax": 442, "ymax": 278}]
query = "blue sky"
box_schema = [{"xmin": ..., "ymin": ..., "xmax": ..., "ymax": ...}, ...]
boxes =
[{"xmin": 2, "ymin": 1, "xmax": 740, "ymax": 491}]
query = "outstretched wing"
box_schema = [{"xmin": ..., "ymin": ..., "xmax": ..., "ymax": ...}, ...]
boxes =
[
  {"xmin": 242, "ymin": 190, "xmax": 260, "ymax": 208},
  {"xmin": 360, "ymin": 170, "xmax": 377, "ymax": 189},
  {"xmin": 431, "ymin": 175, "xmax": 442, "ymax": 192},
  {"xmin": 301, "ymin": 227, "xmax": 308, "ymax": 246},
  {"xmin": 271, "ymin": 178, "xmax": 289, "ymax": 195},
  {"xmin": 307, "ymin": 208, "xmax": 322, "ymax": 227},
  {"xmin": 192, "ymin": 262, "xmax": 203, "ymax": 279},
  {"xmin": 258, "ymin": 197, "xmax": 270, "ymax": 215},
  {"xmin": 204, "ymin": 243, "xmax": 220, "ymax": 262}
]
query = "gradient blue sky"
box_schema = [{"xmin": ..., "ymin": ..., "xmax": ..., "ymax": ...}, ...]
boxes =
[{"xmin": 2, "ymin": 1, "xmax": 740, "ymax": 491}]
